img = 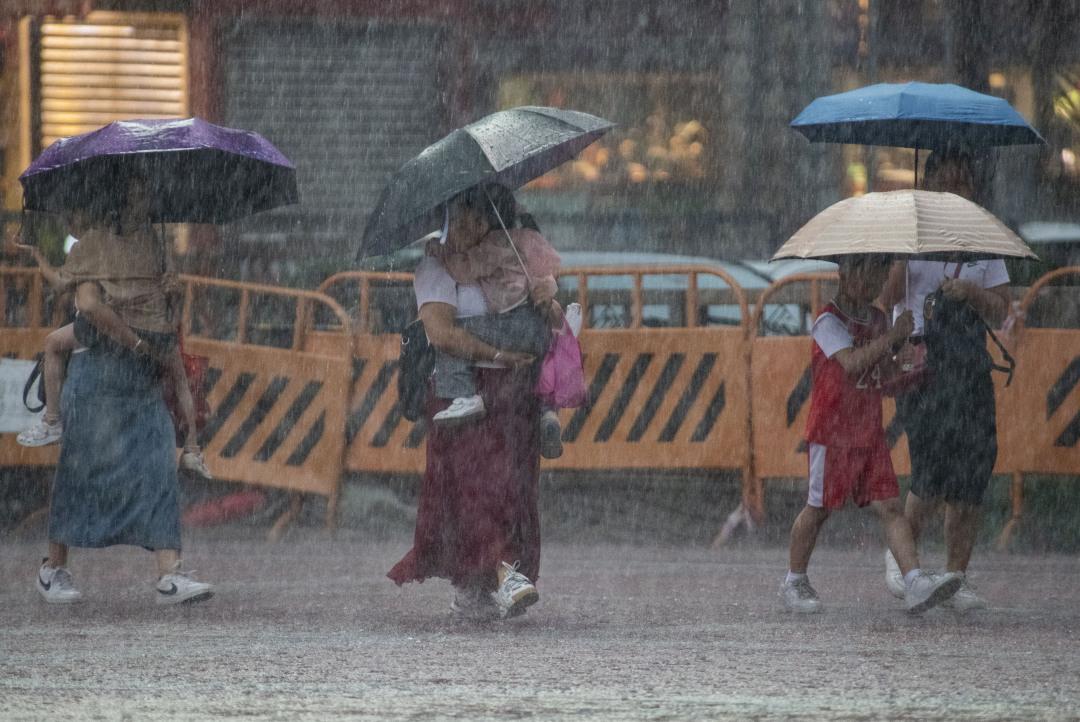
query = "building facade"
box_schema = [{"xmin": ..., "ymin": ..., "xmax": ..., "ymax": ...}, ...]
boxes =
[{"xmin": 2, "ymin": 0, "xmax": 1077, "ymax": 282}]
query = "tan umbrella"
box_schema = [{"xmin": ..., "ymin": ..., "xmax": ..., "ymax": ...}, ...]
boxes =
[{"xmin": 772, "ymin": 190, "xmax": 1038, "ymax": 260}]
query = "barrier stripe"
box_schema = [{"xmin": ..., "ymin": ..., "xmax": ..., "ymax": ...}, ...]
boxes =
[
  {"xmin": 628, "ymin": 353, "xmax": 685, "ymax": 442},
  {"xmin": 691, "ymin": 383, "xmax": 727, "ymax": 442},
  {"xmin": 1047, "ymin": 357, "xmax": 1080, "ymax": 419},
  {"xmin": 204, "ymin": 366, "xmax": 223, "ymax": 396},
  {"xmin": 786, "ymin": 367, "xmax": 812, "ymax": 427},
  {"xmin": 371, "ymin": 403, "xmax": 405, "ymax": 448},
  {"xmin": 286, "ymin": 411, "xmax": 325, "ymax": 466},
  {"xmin": 563, "ymin": 353, "xmax": 619, "ymax": 443},
  {"xmin": 199, "ymin": 371, "xmax": 255, "ymax": 446},
  {"xmin": 595, "ymin": 353, "xmax": 654, "ymax": 442},
  {"xmin": 346, "ymin": 360, "xmax": 396, "ymax": 445},
  {"xmin": 221, "ymin": 376, "xmax": 289, "ymax": 458},
  {"xmin": 659, "ymin": 353, "xmax": 717, "ymax": 442},
  {"xmin": 254, "ymin": 380, "xmax": 323, "ymax": 462},
  {"xmin": 404, "ymin": 419, "xmax": 428, "ymax": 449}
]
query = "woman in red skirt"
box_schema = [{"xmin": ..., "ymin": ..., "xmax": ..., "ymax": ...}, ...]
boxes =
[{"xmin": 388, "ymin": 184, "xmax": 553, "ymax": 620}]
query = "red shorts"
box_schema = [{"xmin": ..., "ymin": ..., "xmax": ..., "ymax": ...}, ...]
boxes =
[{"xmin": 806, "ymin": 440, "xmax": 898, "ymax": 510}]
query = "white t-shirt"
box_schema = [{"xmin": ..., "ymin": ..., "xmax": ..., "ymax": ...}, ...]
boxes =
[
  {"xmin": 892, "ymin": 260, "xmax": 1009, "ymax": 334},
  {"xmin": 413, "ymin": 255, "xmax": 489, "ymax": 319},
  {"xmin": 811, "ymin": 312, "xmax": 854, "ymax": 359}
]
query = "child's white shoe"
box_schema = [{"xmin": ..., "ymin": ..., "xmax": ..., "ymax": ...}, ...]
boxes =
[
  {"xmin": 432, "ymin": 395, "xmax": 486, "ymax": 425},
  {"xmin": 180, "ymin": 449, "xmax": 213, "ymax": 480},
  {"xmin": 18, "ymin": 418, "xmax": 63, "ymax": 447},
  {"xmin": 564, "ymin": 302, "xmax": 583, "ymax": 336}
]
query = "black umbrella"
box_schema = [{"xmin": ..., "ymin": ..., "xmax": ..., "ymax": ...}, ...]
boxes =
[{"xmin": 358, "ymin": 106, "xmax": 614, "ymax": 259}]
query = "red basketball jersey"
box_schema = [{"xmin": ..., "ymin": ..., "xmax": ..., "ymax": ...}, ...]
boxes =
[{"xmin": 805, "ymin": 302, "xmax": 889, "ymax": 448}]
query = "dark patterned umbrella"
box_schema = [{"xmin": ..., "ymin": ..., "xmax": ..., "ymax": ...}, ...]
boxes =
[
  {"xmin": 359, "ymin": 106, "xmax": 614, "ymax": 259},
  {"xmin": 19, "ymin": 117, "xmax": 298, "ymax": 224}
]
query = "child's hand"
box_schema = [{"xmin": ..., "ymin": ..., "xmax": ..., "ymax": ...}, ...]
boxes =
[
  {"xmin": 495, "ymin": 350, "xmax": 535, "ymax": 368},
  {"xmin": 889, "ymin": 310, "xmax": 915, "ymax": 344},
  {"xmin": 4, "ymin": 238, "xmax": 38, "ymax": 261},
  {"xmin": 940, "ymin": 278, "xmax": 976, "ymax": 302}
]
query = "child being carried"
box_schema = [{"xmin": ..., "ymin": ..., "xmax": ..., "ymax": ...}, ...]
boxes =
[{"xmin": 430, "ymin": 203, "xmax": 568, "ymax": 459}]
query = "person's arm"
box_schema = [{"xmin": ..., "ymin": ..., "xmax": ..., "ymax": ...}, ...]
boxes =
[
  {"xmin": 419, "ymin": 302, "xmax": 534, "ymax": 368},
  {"xmin": 940, "ymin": 280, "xmax": 1009, "ymax": 327},
  {"xmin": 75, "ymin": 282, "xmax": 158, "ymax": 360},
  {"xmin": 876, "ymin": 260, "xmax": 906, "ymax": 310},
  {"xmin": 5, "ymin": 240, "xmax": 73, "ymax": 293},
  {"xmin": 832, "ymin": 311, "xmax": 914, "ymax": 379}
]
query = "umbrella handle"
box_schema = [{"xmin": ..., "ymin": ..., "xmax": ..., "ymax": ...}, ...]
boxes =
[{"xmin": 483, "ymin": 187, "xmax": 532, "ymax": 285}]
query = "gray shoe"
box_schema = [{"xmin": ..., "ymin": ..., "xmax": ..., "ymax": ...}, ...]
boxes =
[
  {"xmin": 540, "ymin": 411, "xmax": 563, "ymax": 459},
  {"xmin": 942, "ymin": 574, "xmax": 988, "ymax": 611},
  {"xmin": 450, "ymin": 586, "xmax": 500, "ymax": 621},
  {"xmin": 780, "ymin": 577, "xmax": 822, "ymax": 614},
  {"xmin": 905, "ymin": 571, "xmax": 961, "ymax": 614},
  {"xmin": 491, "ymin": 561, "xmax": 539, "ymax": 619}
]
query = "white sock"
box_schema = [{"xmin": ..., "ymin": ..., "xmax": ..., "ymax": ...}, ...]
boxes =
[
  {"xmin": 903, "ymin": 568, "xmax": 921, "ymax": 587},
  {"xmin": 785, "ymin": 571, "xmax": 807, "ymax": 585}
]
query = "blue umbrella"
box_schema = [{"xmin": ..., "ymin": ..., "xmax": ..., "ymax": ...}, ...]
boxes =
[{"xmin": 791, "ymin": 82, "xmax": 1045, "ymax": 150}]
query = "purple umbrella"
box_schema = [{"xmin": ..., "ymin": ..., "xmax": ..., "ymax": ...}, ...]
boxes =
[{"xmin": 19, "ymin": 117, "xmax": 298, "ymax": 224}]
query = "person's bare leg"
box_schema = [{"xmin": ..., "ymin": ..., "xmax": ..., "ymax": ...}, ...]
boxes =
[
  {"xmin": 788, "ymin": 505, "xmax": 830, "ymax": 574},
  {"xmin": 872, "ymin": 497, "xmax": 919, "ymax": 575},
  {"xmin": 944, "ymin": 501, "xmax": 981, "ymax": 573},
  {"xmin": 164, "ymin": 348, "xmax": 198, "ymax": 451},
  {"xmin": 43, "ymin": 324, "xmax": 77, "ymax": 423},
  {"xmin": 155, "ymin": 549, "xmax": 180, "ymax": 577},
  {"xmin": 46, "ymin": 541, "xmax": 69, "ymax": 568},
  {"xmin": 904, "ymin": 491, "xmax": 940, "ymax": 547}
]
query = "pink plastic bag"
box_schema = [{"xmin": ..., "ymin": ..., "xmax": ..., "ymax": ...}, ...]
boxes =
[{"xmin": 535, "ymin": 320, "xmax": 587, "ymax": 409}]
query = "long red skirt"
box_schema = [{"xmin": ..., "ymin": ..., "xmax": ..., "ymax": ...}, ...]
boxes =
[{"xmin": 387, "ymin": 366, "xmax": 542, "ymax": 591}]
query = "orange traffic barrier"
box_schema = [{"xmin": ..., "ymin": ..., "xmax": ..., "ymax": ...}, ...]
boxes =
[
  {"xmin": 180, "ymin": 275, "xmax": 355, "ymax": 535},
  {"xmin": 318, "ymin": 265, "xmax": 754, "ymax": 479},
  {"xmin": 994, "ymin": 267, "xmax": 1080, "ymax": 548}
]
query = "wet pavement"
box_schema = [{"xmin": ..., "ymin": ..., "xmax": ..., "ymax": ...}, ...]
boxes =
[{"xmin": 1, "ymin": 534, "xmax": 1078, "ymax": 720}]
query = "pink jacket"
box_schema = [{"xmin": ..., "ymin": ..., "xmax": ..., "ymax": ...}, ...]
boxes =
[{"xmin": 441, "ymin": 228, "xmax": 561, "ymax": 313}]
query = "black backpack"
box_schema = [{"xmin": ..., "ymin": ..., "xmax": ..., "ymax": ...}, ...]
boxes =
[
  {"xmin": 397, "ymin": 319, "xmax": 435, "ymax": 422},
  {"xmin": 923, "ymin": 289, "xmax": 1015, "ymax": 386}
]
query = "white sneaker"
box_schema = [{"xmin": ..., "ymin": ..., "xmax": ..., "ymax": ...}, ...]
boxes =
[
  {"xmin": 18, "ymin": 418, "xmax": 63, "ymax": 447},
  {"xmin": 432, "ymin": 395, "xmax": 486, "ymax": 426},
  {"xmin": 37, "ymin": 561, "xmax": 82, "ymax": 604},
  {"xmin": 942, "ymin": 574, "xmax": 988, "ymax": 611},
  {"xmin": 491, "ymin": 561, "xmax": 539, "ymax": 619},
  {"xmin": 450, "ymin": 586, "xmax": 500, "ymax": 621},
  {"xmin": 179, "ymin": 449, "xmax": 213, "ymax": 480},
  {"xmin": 884, "ymin": 549, "xmax": 905, "ymax": 599},
  {"xmin": 540, "ymin": 410, "xmax": 563, "ymax": 459},
  {"xmin": 156, "ymin": 564, "xmax": 214, "ymax": 605},
  {"xmin": 780, "ymin": 577, "xmax": 822, "ymax": 613},
  {"xmin": 564, "ymin": 302, "xmax": 583, "ymax": 336},
  {"xmin": 905, "ymin": 571, "xmax": 961, "ymax": 614}
]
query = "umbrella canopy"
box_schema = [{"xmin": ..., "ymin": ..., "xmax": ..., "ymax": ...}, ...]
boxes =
[
  {"xmin": 19, "ymin": 117, "xmax": 298, "ymax": 224},
  {"xmin": 790, "ymin": 82, "xmax": 1044, "ymax": 149},
  {"xmin": 772, "ymin": 190, "xmax": 1038, "ymax": 261},
  {"xmin": 359, "ymin": 106, "xmax": 614, "ymax": 259}
]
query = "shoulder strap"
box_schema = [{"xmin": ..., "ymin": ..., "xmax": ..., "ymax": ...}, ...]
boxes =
[
  {"xmin": 22, "ymin": 353, "xmax": 45, "ymax": 412},
  {"xmin": 983, "ymin": 322, "xmax": 1015, "ymax": 387}
]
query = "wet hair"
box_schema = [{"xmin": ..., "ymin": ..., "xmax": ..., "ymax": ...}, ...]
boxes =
[
  {"xmin": 455, "ymin": 183, "xmax": 540, "ymax": 233},
  {"xmin": 922, "ymin": 147, "xmax": 975, "ymax": 192},
  {"xmin": 835, "ymin": 254, "xmax": 892, "ymax": 274}
]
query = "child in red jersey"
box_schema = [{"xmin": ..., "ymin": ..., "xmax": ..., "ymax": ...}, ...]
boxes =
[{"xmin": 780, "ymin": 255, "xmax": 961, "ymax": 615}]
